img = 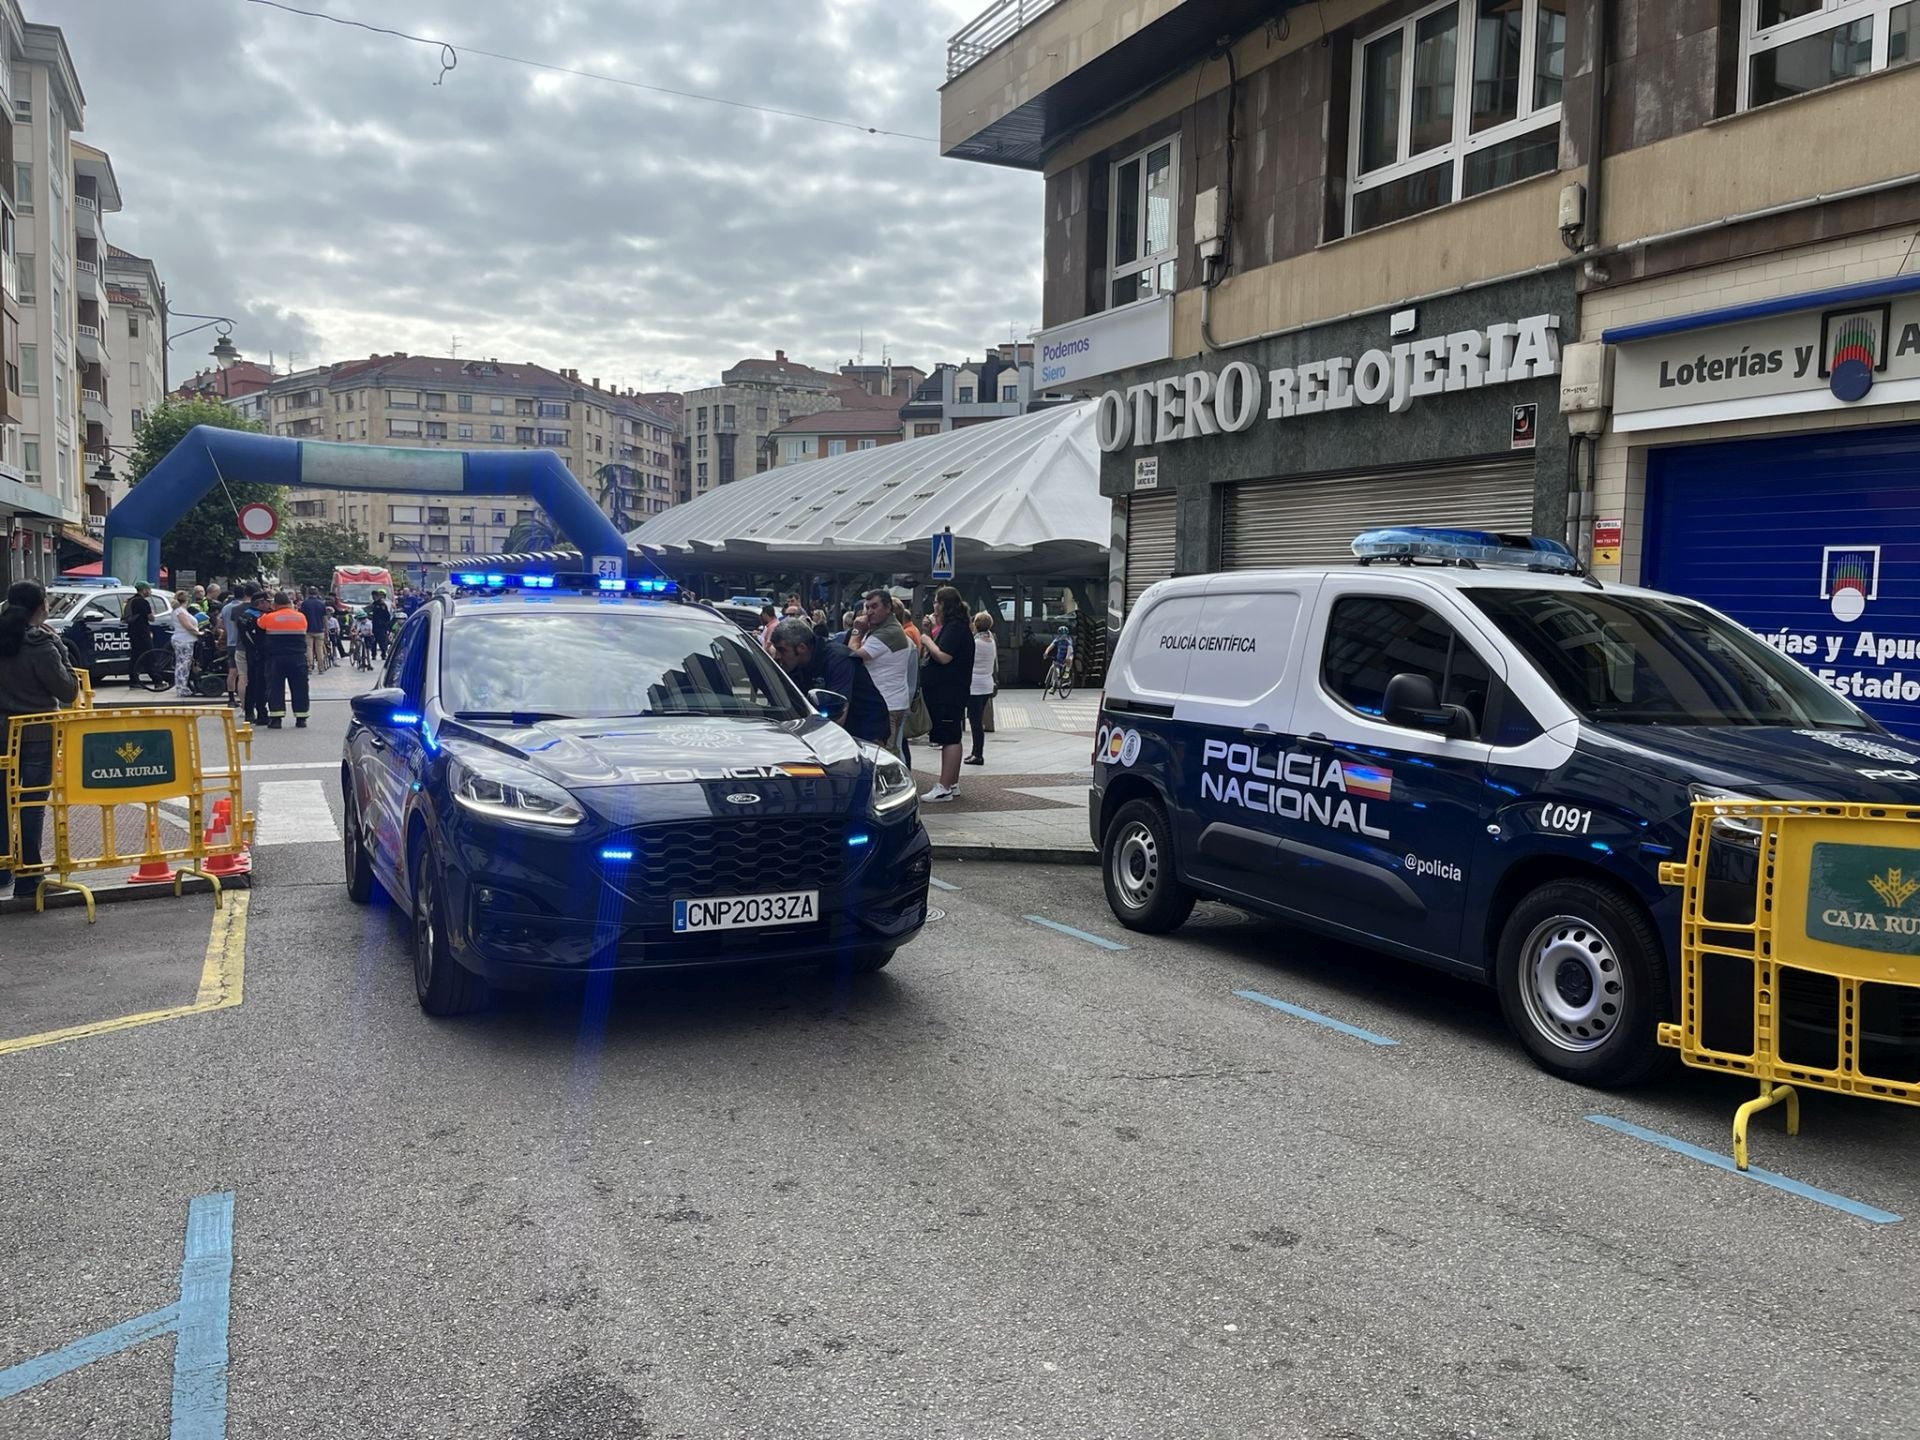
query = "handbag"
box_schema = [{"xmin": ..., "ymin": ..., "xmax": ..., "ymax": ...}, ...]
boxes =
[{"xmin": 905, "ymin": 689, "xmax": 932, "ymax": 742}]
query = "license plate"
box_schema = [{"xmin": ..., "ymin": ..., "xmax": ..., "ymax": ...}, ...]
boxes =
[{"xmin": 673, "ymin": 890, "xmax": 818, "ymax": 933}]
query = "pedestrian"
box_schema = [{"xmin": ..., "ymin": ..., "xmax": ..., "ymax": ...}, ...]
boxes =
[
  {"xmin": 757, "ymin": 604, "xmax": 779, "ymax": 652},
  {"xmin": 892, "ymin": 596, "xmax": 922, "ymax": 648},
  {"xmin": 169, "ymin": 590, "xmax": 204, "ymax": 696},
  {"xmin": 769, "ymin": 618, "xmax": 891, "ymax": 744},
  {"xmin": 848, "ymin": 588, "xmax": 912, "ymax": 754},
  {"xmin": 192, "ymin": 584, "xmax": 207, "ymax": 608},
  {"xmin": 915, "ymin": 585, "xmax": 974, "ymax": 803},
  {"xmin": 121, "ymin": 581, "xmax": 155, "ymax": 687},
  {"xmin": 240, "ymin": 587, "xmax": 272, "ymax": 725},
  {"xmin": 299, "ymin": 585, "xmax": 330, "ymax": 673},
  {"xmin": 0, "ymin": 581, "xmax": 81, "ymax": 900},
  {"xmin": 256, "ymin": 591, "xmax": 311, "ymax": 729},
  {"xmin": 367, "ymin": 589, "xmax": 394, "ymax": 659},
  {"xmin": 965, "ymin": 611, "xmax": 997, "ymax": 767},
  {"xmin": 219, "ymin": 587, "xmax": 249, "ymax": 708}
]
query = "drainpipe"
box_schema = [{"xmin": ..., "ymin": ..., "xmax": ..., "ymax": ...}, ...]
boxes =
[{"xmin": 1567, "ymin": 0, "xmax": 1612, "ymax": 563}]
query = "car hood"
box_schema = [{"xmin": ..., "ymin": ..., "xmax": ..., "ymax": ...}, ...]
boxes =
[{"xmin": 1581, "ymin": 722, "xmax": 1920, "ymax": 802}]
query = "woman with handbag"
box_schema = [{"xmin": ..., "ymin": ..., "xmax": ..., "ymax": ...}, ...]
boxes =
[{"xmin": 964, "ymin": 611, "xmax": 997, "ymax": 767}]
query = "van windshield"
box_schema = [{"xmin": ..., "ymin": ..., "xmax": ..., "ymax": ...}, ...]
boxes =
[{"xmin": 1465, "ymin": 588, "xmax": 1866, "ymax": 729}]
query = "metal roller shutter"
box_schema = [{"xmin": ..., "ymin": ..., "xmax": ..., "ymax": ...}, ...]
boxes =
[
  {"xmin": 1220, "ymin": 458, "xmax": 1538, "ymax": 570},
  {"xmin": 1123, "ymin": 491, "xmax": 1179, "ymax": 607}
]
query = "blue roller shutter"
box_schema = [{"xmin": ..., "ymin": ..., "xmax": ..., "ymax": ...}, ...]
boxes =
[{"xmin": 1643, "ymin": 424, "xmax": 1920, "ymax": 737}]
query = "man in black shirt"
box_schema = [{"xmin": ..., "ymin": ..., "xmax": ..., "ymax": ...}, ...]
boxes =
[
  {"xmin": 768, "ymin": 618, "xmax": 890, "ymax": 745},
  {"xmin": 366, "ymin": 591, "xmax": 395, "ymax": 659},
  {"xmin": 122, "ymin": 582, "xmax": 154, "ymax": 687}
]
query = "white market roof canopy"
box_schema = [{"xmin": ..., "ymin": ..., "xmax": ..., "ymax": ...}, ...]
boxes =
[{"xmin": 627, "ymin": 401, "xmax": 1106, "ymax": 578}]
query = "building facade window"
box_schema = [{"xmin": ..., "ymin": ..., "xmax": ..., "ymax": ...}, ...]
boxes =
[
  {"xmin": 697, "ymin": 462, "xmax": 708, "ymax": 485},
  {"xmin": 389, "ymin": 419, "xmax": 420, "ymax": 437},
  {"xmin": 539, "ymin": 400, "xmax": 569, "ymax": 418},
  {"xmin": 457, "ymin": 423, "xmax": 474, "ymax": 439},
  {"xmin": 516, "ymin": 426, "xmax": 535, "ymax": 444},
  {"xmin": 491, "ymin": 509, "xmax": 507, "ymax": 524},
  {"xmin": 19, "ymin": 343, "xmax": 34, "ymax": 395},
  {"xmin": 23, "ymin": 438, "xmax": 38, "ymax": 484},
  {"xmin": 127, "ymin": 313, "xmax": 140, "ymax": 337},
  {"xmin": 857, "ymin": 438, "xmax": 878, "ymax": 450},
  {"xmin": 425, "ymin": 393, "xmax": 446, "ymax": 411},
  {"xmin": 390, "ymin": 504, "xmax": 423, "ymax": 523},
  {"xmin": 16, "ymin": 253, "xmax": 31, "ymax": 303},
  {"xmin": 14, "ymin": 163, "xmax": 28, "ymax": 213},
  {"xmin": 425, "ymin": 421, "xmax": 448, "ymax": 439},
  {"xmin": 1001, "ymin": 383, "xmax": 1019, "ymax": 401},
  {"xmin": 388, "ymin": 390, "xmax": 420, "ymax": 409},
  {"xmin": 914, "ymin": 422, "xmax": 941, "ymax": 437},
  {"xmin": 537, "ymin": 428, "xmax": 567, "ymax": 445},
  {"xmin": 827, "ymin": 439, "xmax": 847, "ymax": 456},
  {"xmin": 1349, "ymin": 0, "xmax": 1566, "ymax": 235},
  {"xmin": 1741, "ymin": 0, "xmax": 1915, "ymax": 107},
  {"xmin": 457, "ymin": 393, "xmax": 473, "ymax": 411},
  {"xmin": 489, "ymin": 424, "xmax": 506, "ymax": 441},
  {"xmin": 490, "ymin": 396, "xmax": 505, "ymax": 414},
  {"xmin": 1108, "ymin": 136, "xmax": 1178, "ymax": 306}
]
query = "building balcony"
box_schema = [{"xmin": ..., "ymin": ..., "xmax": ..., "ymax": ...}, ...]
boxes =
[
  {"xmin": 941, "ymin": 0, "xmax": 1283, "ymax": 168},
  {"xmin": 82, "ymin": 387, "xmax": 108, "ymax": 426},
  {"xmin": 74, "ymin": 192, "xmax": 99, "ymax": 238},
  {"xmin": 75, "ymin": 259, "xmax": 101, "ymax": 302},
  {"xmin": 76, "ymin": 321, "xmax": 105, "ymax": 365}
]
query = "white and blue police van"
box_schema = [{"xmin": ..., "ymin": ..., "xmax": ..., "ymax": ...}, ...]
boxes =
[{"xmin": 1092, "ymin": 528, "xmax": 1920, "ymax": 1087}]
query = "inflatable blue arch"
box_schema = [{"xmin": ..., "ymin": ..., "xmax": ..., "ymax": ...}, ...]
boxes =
[{"xmin": 103, "ymin": 427, "xmax": 629, "ymax": 585}]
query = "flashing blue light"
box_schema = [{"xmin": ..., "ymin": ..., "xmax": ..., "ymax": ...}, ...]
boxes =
[
  {"xmin": 456, "ymin": 573, "xmax": 485, "ymax": 587},
  {"xmin": 599, "ymin": 847, "xmax": 636, "ymax": 863},
  {"xmin": 391, "ymin": 711, "xmax": 422, "ymax": 725},
  {"xmin": 1352, "ymin": 527, "xmax": 1579, "ymax": 574},
  {"xmin": 524, "ymin": 574, "xmax": 555, "ymax": 589},
  {"xmin": 847, "ymin": 832, "xmax": 872, "ymax": 848},
  {"xmin": 485, "ymin": 573, "xmax": 507, "ymax": 587},
  {"xmin": 597, "ymin": 577, "xmax": 629, "ymax": 592}
]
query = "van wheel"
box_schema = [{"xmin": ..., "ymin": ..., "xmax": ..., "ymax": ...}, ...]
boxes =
[
  {"xmin": 1102, "ymin": 798, "xmax": 1195, "ymax": 934},
  {"xmin": 1496, "ymin": 879, "xmax": 1666, "ymax": 1088}
]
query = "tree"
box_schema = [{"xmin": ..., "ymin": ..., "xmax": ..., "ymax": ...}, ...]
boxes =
[
  {"xmin": 503, "ymin": 517, "xmax": 556, "ymax": 553},
  {"xmin": 127, "ymin": 396, "xmax": 283, "ymax": 584},
  {"xmin": 595, "ymin": 463, "xmax": 638, "ymax": 533},
  {"xmin": 276, "ymin": 521, "xmax": 383, "ymax": 591}
]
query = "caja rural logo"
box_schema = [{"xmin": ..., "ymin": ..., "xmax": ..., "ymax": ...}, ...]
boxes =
[{"xmin": 1820, "ymin": 303, "xmax": 1891, "ymax": 403}]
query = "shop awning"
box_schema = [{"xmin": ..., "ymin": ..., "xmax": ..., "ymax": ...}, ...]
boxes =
[{"xmin": 628, "ymin": 401, "xmax": 1106, "ymax": 578}]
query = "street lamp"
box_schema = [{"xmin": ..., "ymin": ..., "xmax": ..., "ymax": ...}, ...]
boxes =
[{"xmin": 162, "ymin": 306, "xmax": 243, "ymax": 386}]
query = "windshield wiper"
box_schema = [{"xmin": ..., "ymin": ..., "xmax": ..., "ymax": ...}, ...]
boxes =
[{"xmin": 451, "ymin": 710, "xmax": 573, "ymax": 725}]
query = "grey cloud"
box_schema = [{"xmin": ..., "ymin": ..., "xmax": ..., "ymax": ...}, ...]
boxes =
[{"xmin": 64, "ymin": 0, "xmax": 1040, "ymax": 390}]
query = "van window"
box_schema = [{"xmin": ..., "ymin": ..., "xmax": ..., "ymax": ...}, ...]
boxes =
[{"xmin": 1322, "ymin": 596, "xmax": 1493, "ymax": 731}]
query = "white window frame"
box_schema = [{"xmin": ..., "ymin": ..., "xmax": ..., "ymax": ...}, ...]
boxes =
[
  {"xmin": 1738, "ymin": 0, "xmax": 1914, "ymax": 110},
  {"xmin": 1107, "ymin": 135, "xmax": 1180, "ymax": 309},
  {"xmin": 1347, "ymin": 0, "xmax": 1565, "ymax": 233}
]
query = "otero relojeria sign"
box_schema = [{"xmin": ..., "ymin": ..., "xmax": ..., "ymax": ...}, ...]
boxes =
[{"xmin": 1096, "ymin": 315, "xmax": 1561, "ymax": 452}]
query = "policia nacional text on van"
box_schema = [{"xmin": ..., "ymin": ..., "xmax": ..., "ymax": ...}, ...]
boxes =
[{"xmin": 1092, "ymin": 528, "xmax": 1920, "ymax": 1087}]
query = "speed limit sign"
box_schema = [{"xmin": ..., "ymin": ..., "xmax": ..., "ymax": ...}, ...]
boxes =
[{"xmin": 236, "ymin": 503, "xmax": 279, "ymax": 540}]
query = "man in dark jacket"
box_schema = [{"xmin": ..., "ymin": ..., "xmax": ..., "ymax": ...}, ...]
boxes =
[
  {"xmin": 768, "ymin": 617, "xmax": 890, "ymax": 744},
  {"xmin": 122, "ymin": 582, "xmax": 155, "ymax": 687},
  {"xmin": 256, "ymin": 592, "xmax": 311, "ymax": 729},
  {"xmin": 238, "ymin": 587, "xmax": 272, "ymax": 725},
  {"xmin": 366, "ymin": 591, "xmax": 394, "ymax": 660}
]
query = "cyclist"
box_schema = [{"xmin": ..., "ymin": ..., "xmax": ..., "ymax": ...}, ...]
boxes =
[
  {"xmin": 352, "ymin": 609, "xmax": 376, "ymax": 670},
  {"xmin": 1044, "ymin": 626, "xmax": 1074, "ymax": 697}
]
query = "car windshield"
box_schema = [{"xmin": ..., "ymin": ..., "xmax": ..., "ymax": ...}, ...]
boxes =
[
  {"xmin": 438, "ymin": 610, "xmax": 804, "ymax": 720},
  {"xmin": 1466, "ymin": 587, "xmax": 1867, "ymax": 729}
]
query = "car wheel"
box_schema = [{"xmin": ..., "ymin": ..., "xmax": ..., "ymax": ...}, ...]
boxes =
[
  {"xmin": 412, "ymin": 854, "xmax": 488, "ymax": 1017},
  {"xmin": 1496, "ymin": 878, "xmax": 1667, "ymax": 1088},
  {"xmin": 1102, "ymin": 798, "xmax": 1195, "ymax": 934},
  {"xmin": 342, "ymin": 782, "xmax": 379, "ymax": 905}
]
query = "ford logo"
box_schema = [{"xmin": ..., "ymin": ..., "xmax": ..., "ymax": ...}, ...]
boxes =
[{"xmin": 725, "ymin": 792, "xmax": 762, "ymax": 805}]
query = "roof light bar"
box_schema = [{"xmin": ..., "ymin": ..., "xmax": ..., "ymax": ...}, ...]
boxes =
[
  {"xmin": 1351, "ymin": 527, "xmax": 1579, "ymax": 574},
  {"xmin": 451, "ymin": 572, "xmax": 678, "ymax": 596}
]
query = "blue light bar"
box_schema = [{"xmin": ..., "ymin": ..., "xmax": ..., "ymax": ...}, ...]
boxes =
[
  {"xmin": 1351, "ymin": 527, "xmax": 1579, "ymax": 574},
  {"xmin": 847, "ymin": 832, "xmax": 872, "ymax": 848},
  {"xmin": 597, "ymin": 577, "xmax": 628, "ymax": 592},
  {"xmin": 599, "ymin": 846, "xmax": 636, "ymax": 863},
  {"xmin": 391, "ymin": 711, "xmax": 422, "ymax": 725},
  {"xmin": 456, "ymin": 573, "xmax": 485, "ymax": 587},
  {"xmin": 485, "ymin": 573, "xmax": 507, "ymax": 587},
  {"xmin": 523, "ymin": 574, "xmax": 555, "ymax": 589}
]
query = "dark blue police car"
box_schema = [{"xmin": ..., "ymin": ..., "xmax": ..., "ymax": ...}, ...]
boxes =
[
  {"xmin": 1094, "ymin": 529, "xmax": 1920, "ymax": 1087},
  {"xmin": 342, "ymin": 575, "xmax": 929, "ymax": 1014}
]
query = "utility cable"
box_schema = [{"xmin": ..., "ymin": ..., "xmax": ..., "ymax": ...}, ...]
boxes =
[{"xmin": 243, "ymin": 0, "xmax": 937, "ymax": 142}]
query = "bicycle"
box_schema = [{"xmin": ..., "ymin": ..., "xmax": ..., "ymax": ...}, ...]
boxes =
[
  {"xmin": 136, "ymin": 641, "xmax": 229, "ymax": 697},
  {"xmin": 1043, "ymin": 655, "xmax": 1075, "ymax": 700}
]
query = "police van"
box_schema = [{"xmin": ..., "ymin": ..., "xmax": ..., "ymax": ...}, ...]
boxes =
[{"xmin": 1092, "ymin": 528, "xmax": 1920, "ymax": 1087}]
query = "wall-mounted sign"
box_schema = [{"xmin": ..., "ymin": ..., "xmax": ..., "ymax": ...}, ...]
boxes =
[
  {"xmin": 1095, "ymin": 315, "xmax": 1561, "ymax": 452},
  {"xmin": 1592, "ymin": 516, "xmax": 1621, "ymax": 566},
  {"xmin": 1133, "ymin": 457, "xmax": 1159, "ymax": 490},
  {"xmin": 1511, "ymin": 402, "xmax": 1538, "ymax": 450},
  {"xmin": 1609, "ymin": 287, "xmax": 1920, "ymax": 432},
  {"xmin": 1034, "ymin": 294, "xmax": 1174, "ymax": 389}
]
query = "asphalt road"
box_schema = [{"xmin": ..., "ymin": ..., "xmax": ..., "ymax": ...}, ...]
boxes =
[{"xmin": 4, "ymin": 668, "xmax": 1919, "ymax": 1438}]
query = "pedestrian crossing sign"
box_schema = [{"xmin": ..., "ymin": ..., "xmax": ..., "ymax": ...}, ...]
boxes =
[{"xmin": 930, "ymin": 530, "xmax": 955, "ymax": 581}]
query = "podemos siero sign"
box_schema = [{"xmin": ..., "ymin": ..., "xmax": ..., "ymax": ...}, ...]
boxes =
[{"xmin": 1096, "ymin": 315, "xmax": 1562, "ymax": 451}]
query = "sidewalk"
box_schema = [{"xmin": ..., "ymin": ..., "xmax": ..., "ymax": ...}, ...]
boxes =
[{"xmin": 911, "ymin": 690, "xmax": 1099, "ymax": 864}]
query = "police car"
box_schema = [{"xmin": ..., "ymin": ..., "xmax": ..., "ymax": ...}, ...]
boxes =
[
  {"xmin": 46, "ymin": 580, "xmax": 146, "ymax": 682},
  {"xmin": 342, "ymin": 571, "xmax": 930, "ymax": 1015},
  {"xmin": 1093, "ymin": 528, "xmax": 1920, "ymax": 1087}
]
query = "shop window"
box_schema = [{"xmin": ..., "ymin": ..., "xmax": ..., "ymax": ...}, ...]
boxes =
[
  {"xmin": 1348, "ymin": 0, "xmax": 1565, "ymax": 235},
  {"xmin": 1108, "ymin": 136, "xmax": 1178, "ymax": 308},
  {"xmin": 1740, "ymin": 1, "xmax": 1915, "ymax": 109}
]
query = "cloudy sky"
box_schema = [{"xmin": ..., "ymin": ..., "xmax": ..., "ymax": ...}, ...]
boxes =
[{"xmin": 63, "ymin": 0, "xmax": 1042, "ymax": 391}]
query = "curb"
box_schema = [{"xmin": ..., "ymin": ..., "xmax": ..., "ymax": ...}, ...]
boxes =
[
  {"xmin": 930, "ymin": 842, "xmax": 1098, "ymax": 866},
  {"xmin": 0, "ymin": 873, "xmax": 252, "ymax": 915}
]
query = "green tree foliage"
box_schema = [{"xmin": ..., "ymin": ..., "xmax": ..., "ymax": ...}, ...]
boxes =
[
  {"xmin": 276, "ymin": 521, "xmax": 383, "ymax": 591},
  {"xmin": 127, "ymin": 396, "xmax": 283, "ymax": 584},
  {"xmin": 596, "ymin": 463, "xmax": 638, "ymax": 533},
  {"xmin": 503, "ymin": 517, "xmax": 556, "ymax": 553}
]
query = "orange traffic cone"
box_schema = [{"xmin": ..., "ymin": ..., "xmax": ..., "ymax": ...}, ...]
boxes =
[
  {"xmin": 127, "ymin": 806, "xmax": 175, "ymax": 885},
  {"xmin": 202, "ymin": 796, "xmax": 251, "ymax": 878}
]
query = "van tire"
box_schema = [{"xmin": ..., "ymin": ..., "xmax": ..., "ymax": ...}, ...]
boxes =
[
  {"xmin": 1495, "ymin": 879, "xmax": 1667, "ymax": 1088},
  {"xmin": 1102, "ymin": 798, "xmax": 1195, "ymax": 934}
]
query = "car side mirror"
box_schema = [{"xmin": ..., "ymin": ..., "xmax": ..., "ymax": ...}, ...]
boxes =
[
  {"xmin": 350, "ymin": 686, "xmax": 413, "ymax": 727},
  {"xmin": 1383, "ymin": 672, "xmax": 1476, "ymax": 740},
  {"xmin": 807, "ymin": 688, "xmax": 848, "ymax": 718}
]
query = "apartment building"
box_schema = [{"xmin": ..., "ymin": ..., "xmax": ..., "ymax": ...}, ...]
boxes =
[
  {"xmin": 682, "ymin": 352, "xmax": 849, "ymax": 495},
  {"xmin": 635, "ymin": 391, "xmax": 690, "ymax": 505},
  {"xmin": 943, "ymin": 2, "xmax": 1920, "ymax": 736},
  {"xmin": 767, "ymin": 406, "xmax": 905, "ymax": 466},
  {"xmin": 0, "ymin": 0, "xmax": 30, "ymax": 583},
  {"xmin": 101, "ymin": 242, "xmax": 164, "ymax": 510},
  {"xmin": 255, "ymin": 353, "xmax": 679, "ymax": 571},
  {"xmin": 899, "ymin": 344, "xmax": 1062, "ymax": 436}
]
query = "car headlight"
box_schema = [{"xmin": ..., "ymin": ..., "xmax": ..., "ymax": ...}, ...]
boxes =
[
  {"xmin": 1688, "ymin": 784, "xmax": 1761, "ymax": 851},
  {"xmin": 869, "ymin": 751, "xmax": 917, "ymax": 817},
  {"xmin": 448, "ymin": 749, "xmax": 584, "ymax": 828}
]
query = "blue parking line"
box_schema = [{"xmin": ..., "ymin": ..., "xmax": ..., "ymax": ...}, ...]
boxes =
[
  {"xmin": 0, "ymin": 1305, "xmax": 180, "ymax": 1400},
  {"xmin": 1585, "ymin": 1115, "xmax": 1901, "ymax": 1225},
  {"xmin": 1024, "ymin": 915, "xmax": 1129, "ymax": 951},
  {"xmin": 1234, "ymin": 989, "xmax": 1400, "ymax": 1047},
  {"xmin": 928, "ymin": 877, "xmax": 960, "ymax": 892},
  {"xmin": 171, "ymin": 1191, "xmax": 235, "ymax": 1438}
]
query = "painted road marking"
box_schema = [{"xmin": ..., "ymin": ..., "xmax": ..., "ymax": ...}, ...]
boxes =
[
  {"xmin": 0, "ymin": 893, "xmax": 248, "ymax": 1058},
  {"xmin": 0, "ymin": 1191, "xmax": 234, "ymax": 1437},
  {"xmin": 1585, "ymin": 1114, "xmax": 1900, "ymax": 1224},
  {"xmin": 928, "ymin": 877, "xmax": 960, "ymax": 892},
  {"xmin": 1234, "ymin": 988, "xmax": 1400, "ymax": 1047},
  {"xmin": 254, "ymin": 779, "xmax": 340, "ymax": 845},
  {"xmin": 242, "ymin": 761, "xmax": 337, "ymax": 773},
  {"xmin": 1024, "ymin": 915, "xmax": 1129, "ymax": 951}
]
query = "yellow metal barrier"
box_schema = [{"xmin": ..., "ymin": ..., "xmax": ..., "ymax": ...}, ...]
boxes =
[
  {"xmin": 0, "ymin": 705, "xmax": 255, "ymax": 922},
  {"xmin": 1659, "ymin": 798, "xmax": 1920, "ymax": 1169}
]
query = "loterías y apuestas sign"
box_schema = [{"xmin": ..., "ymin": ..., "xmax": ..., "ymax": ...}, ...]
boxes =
[{"xmin": 1096, "ymin": 314, "xmax": 1561, "ymax": 452}]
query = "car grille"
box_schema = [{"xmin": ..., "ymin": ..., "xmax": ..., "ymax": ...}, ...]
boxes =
[{"xmin": 610, "ymin": 817, "xmax": 853, "ymax": 905}]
